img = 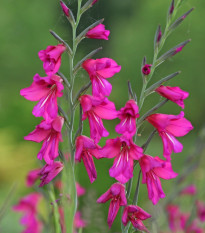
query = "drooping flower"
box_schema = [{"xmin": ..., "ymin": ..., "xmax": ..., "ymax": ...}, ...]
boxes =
[
  {"xmin": 38, "ymin": 44, "xmax": 66, "ymax": 75},
  {"xmin": 76, "ymin": 182, "xmax": 86, "ymax": 197},
  {"xmin": 180, "ymin": 184, "xmax": 197, "ymax": 196},
  {"xmin": 74, "ymin": 211, "xmax": 86, "ymax": 233},
  {"xmin": 196, "ymin": 200, "xmax": 205, "ymax": 222},
  {"xmin": 60, "ymin": 1, "xmax": 70, "ymax": 17},
  {"xmin": 97, "ymin": 183, "xmax": 127, "ymax": 227},
  {"xmin": 82, "ymin": 58, "xmax": 121, "ymax": 97},
  {"xmin": 26, "ymin": 168, "xmax": 41, "ymax": 187},
  {"xmin": 147, "ymin": 112, "xmax": 193, "ymax": 160},
  {"xmin": 79, "ymin": 95, "xmax": 118, "ymax": 143},
  {"xmin": 115, "ymin": 99, "xmax": 139, "ymax": 138},
  {"xmin": 20, "ymin": 74, "xmax": 64, "ymax": 122},
  {"xmin": 139, "ymin": 155, "xmax": 178, "ymax": 205},
  {"xmin": 122, "ymin": 205, "xmax": 151, "ymax": 233},
  {"xmin": 166, "ymin": 204, "xmax": 182, "ymax": 232},
  {"xmin": 75, "ymin": 135, "xmax": 101, "ymax": 183},
  {"xmin": 39, "ymin": 161, "xmax": 64, "ymax": 187},
  {"xmin": 98, "ymin": 136, "xmax": 143, "ymax": 183},
  {"xmin": 13, "ymin": 193, "xmax": 42, "ymax": 233},
  {"xmin": 142, "ymin": 64, "xmax": 152, "ymax": 75},
  {"xmin": 86, "ymin": 24, "xmax": 110, "ymax": 40},
  {"xmin": 155, "ymin": 85, "xmax": 189, "ymax": 108},
  {"xmin": 24, "ymin": 116, "xmax": 64, "ymax": 164}
]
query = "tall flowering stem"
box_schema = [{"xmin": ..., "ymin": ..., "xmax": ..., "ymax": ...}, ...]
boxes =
[{"xmin": 62, "ymin": 0, "xmax": 83, "ymax": 232}]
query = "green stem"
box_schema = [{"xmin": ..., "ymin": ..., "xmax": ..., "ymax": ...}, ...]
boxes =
[
  {"xmin": 48, "ymin": 185, "xmax": 61, "ymax": 233},
  {"xmin": 132, "ymin": 171, "xmax": 141, "ymax": 205},
  {"xmin": 62, "ymin": 1, "xmax": 83, "ymax": 232}
]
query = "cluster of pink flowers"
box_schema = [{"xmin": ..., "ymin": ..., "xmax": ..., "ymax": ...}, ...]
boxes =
[
  {"xmin": 166, "ymin": 185, "xmax": 205, "ymax": 232},
  {"xmin": 13, "ymin": 193, "xmax": 42, "ymax": 233},
  {"xmin": 74, "ymin": 25, "xmax": 193, "ymax": 231},
  {"xmin": 14, "ymin": 0, "xmax": 195, "ymax": 232}
]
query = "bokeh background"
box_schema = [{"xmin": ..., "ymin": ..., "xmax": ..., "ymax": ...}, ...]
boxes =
[{"xmin": 1, "ymin": 0, "xmax": 205, "ymax": 232}]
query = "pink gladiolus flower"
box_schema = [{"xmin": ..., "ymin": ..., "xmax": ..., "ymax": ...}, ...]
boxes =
[
  {"xmin": 142, "ymin": 64, "xmax": 152, "ymax": 75},
  {"xmin": 196, "ymin": 200, "xmax": 205, "ymax": 222},
  {"xmin": 26, "ymin": 168, "xmax": 41, "ymax": 187},
  {"xmin": 97, "ymin": 183, "xmax": 127, "ymax": 227},
  {"xmin": 82, "ymin": 58, "xmax": 121, "ymax": 97},
  {"xmin": 86, "ymin": 24, "xmax": 110, "ymax": 40},
  {"xmin": 147, "ymin": 112, "xmax": 193, "ymax": 160},
  {"xmin": 24, "ymin": 116, "xmax": 64, "ymax": 164},
  {"xmin": 38, "ymin": 44, "xmax": 66, "ymax": 75},
  {"xmin": 166, "ymin": 204, "xmax": 182, "ymax": 232},
  {"xmin": 20, "ymin": 74, "xmax": 64, "ymax": 122},
  {"xmin": 60, "ymin": 1, "xmax": 70, "ymax": 17},
  {"xmin": 75, "ymin": 135, "xmax": 101, "ymax": 183},
  {"xmin": 39, "ymin": 161, "xmax": 64, "ymax": 187},
  {"xmin": 139, "ymin": 155, "xmax": 178, "ymax": 205},
  {"xmin": 180, "ymin": 184, "xmax": 197, "ymax": 196},
  {"xmin": 74, "ymin": 211, "xmax": 86, "ymax": 230},
  {"xmin": 98, "ymin": 137, "xmax": 143, "ymax": 183},
  {"xmin": 76, "ymin": 182, "xmax": 86, "ymax": 197},
  {"xmin": 115, "ymin": 99, "xmax": 139, "ymax": 138},
  {"xmin": 13, "ymin": 193, "xmax": 42, "ymax": 233},
  {"xmin": 79, "ymin": 95, "xmax": 118, "ymax": 143},
  {"xmin": 122, "ymin": 205, "xmax": 151, "ymax": 233},
  {"xmin": 155, "ymin": 85, "xmax": 189, "ymax": 108}
]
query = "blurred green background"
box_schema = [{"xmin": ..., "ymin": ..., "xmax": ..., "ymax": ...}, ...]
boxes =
[{"xmin": 1, "ymin": 0, "xmax": 205, "ymax": 232}]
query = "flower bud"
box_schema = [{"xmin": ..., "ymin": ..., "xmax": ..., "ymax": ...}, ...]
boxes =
[
  {"xmin": 60, "ymin": 1, "xmax": 70, "ymax": 17},
  {"xmin": 142, "ymin": 64, "xmax": 152, "ymax": 75}
]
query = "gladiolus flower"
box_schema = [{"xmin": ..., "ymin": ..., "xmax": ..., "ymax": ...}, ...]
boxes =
[
  {"xmin": 74, "ymin": 211, "xmax": 86, "ymax": 231},
  {"xmin": 166, "ymin": 204, "xmax": 182, "ymax": 232},
  {"xmin": 39, "ymin": 161, "xmax": 64, "ymax": 187},
  {"xmin": 82, "ymin": 58, "xmax": 121, "ymax": 97},
  {"xmin": 13, "ymin": 193, "xmax": 42, "ymax": 233},
  {"xmin": 20, "ymin": 74, "xmax": 64, "ymax": 122},
  {"xmin": 98, "ymin": 137, "xmax": 143, "ymax": 183},
  {"xmin": 26, "ymin": 168, "xmax": 41, "ymax": 187},
  {"xmin": 142, "ymin": 64, "xmax": 152, "ymax": 75},
  {"xmin": 122, "ymin": 205, "xmax": 151, "ymax": 233},
  {"xmin": 180, "ymin": 184, "xmax": 197, "ymax": 196},
  {"xmin": 139, "ymin": 155, "xmax": 178, "ymax": 205},
  {"xmin": 115, "ymin": 99, "xmax": 139, "ymax": 138},
  {"xmin": 196, "ymin": 200, "xmax": 205, "ymax": 222},
  {"xmin": 155, "ymin": 85, "xmax": 189, "ymax": 108},
  {"xmin": 79, "ymin": 95, "xmax": 118, "ymax": 143},
  {"xmin": 75, "ymin": 135, "xmax": 101, "ymax": 183},
  {"xmin": 86, "ymin": 24, "xmax": 110, "ymax": 40},
  {"xmin": 38, "ymin": 44, "xmax": 66, "ymax": 75},
  {"xmin": 97, "ymin": 183, "xmax": 127, "ymax": 227},
  {"xmin": 147, "ymin": 112, "xmax": 193, "ymax": 160},
  {"xmin": 60, "ymin": 1, "xmax": 70, "ymax": 17},
  {"xmin": 76, "ymin": 182, "xmax": 86, "ymax": 197},
  {"xmin": 24, "ymin": 116, "xmax": 64, "ymax": 164}
]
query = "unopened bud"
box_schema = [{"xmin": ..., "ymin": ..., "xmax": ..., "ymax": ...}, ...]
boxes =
[
  {"xmin": 169, "ymin": 0, "xmax": 174, "ymax": 15},
  {"xmin": 60, "ymin": 1, "xmax": 70, "ymax": 17},
  {"xmin": 142, "ymin": 64, "xmax": 152, "ymax": 75}
]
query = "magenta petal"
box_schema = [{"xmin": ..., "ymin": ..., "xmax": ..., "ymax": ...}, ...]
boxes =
[
  {"xmin": 82, "ymin": 153, "xmax": 97, "ymax": 183},
  {"xmin": 109, "ymin": 151, "xmax": 133, "ymax": 184},
  {"xmin": 93, "ymin": 98, "xmax": 118, "ymax": 120},
  {"xmin": 91, "ymin": 76, "xmax": 112, "ymax": 97},
  {"xmin": 24, "ymin": 128, "xmax": 49, "ymax": 143},
  {"xmin": 107, "ymin": 199, "xmax": 120, "ymax": 228}
]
